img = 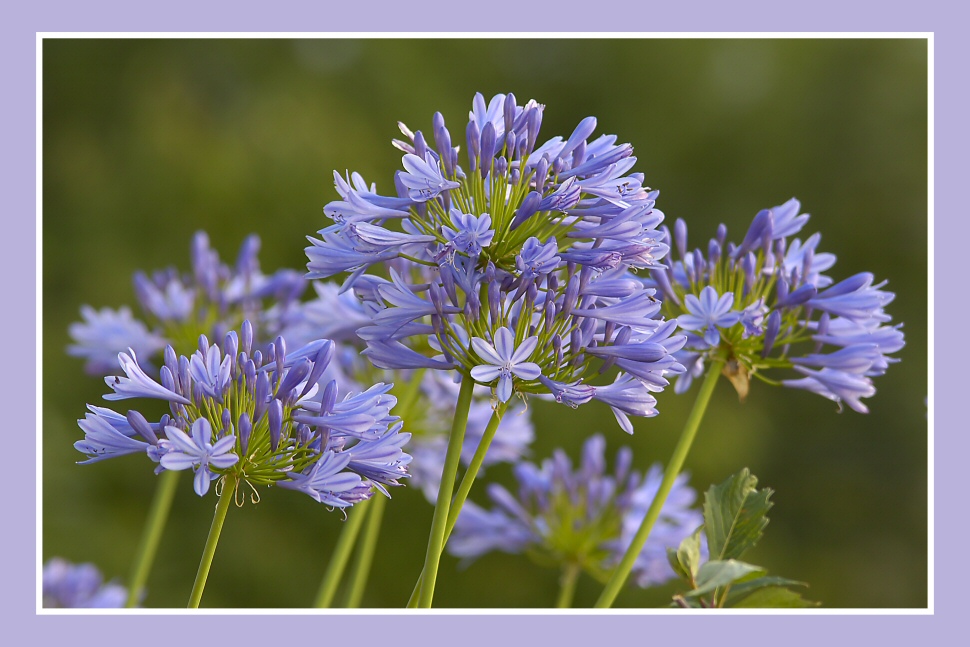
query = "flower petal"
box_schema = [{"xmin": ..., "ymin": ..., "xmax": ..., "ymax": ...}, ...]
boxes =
[
  {"xmin": 493, "ymin": 327, "xmax": 515, "ymax": 362},
  {"xmin": 471, "ymin": 337, "xmax": 503, "ymax": 365},
  {"xmin": 471, "ymin": 365, "xmax": 502, "ymax": 383},
  {"xmin": 510, "ymin": 336, "xmax": 539, "ymax": 365}
]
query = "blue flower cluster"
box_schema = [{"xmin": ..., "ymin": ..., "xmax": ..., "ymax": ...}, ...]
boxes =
[
  {"xmin": 306, "ymin": 93, "xmax": 687, "ymax": 431},
  {"xmin": 649, "ymin": 199, "xmax": 904, "ymax": 412},
  {"xmin": 42, "ymin": 558, "xmax": 128, "ymax": 608},
  {"xmin": 76, "ymin": 320, "xmax": 411, "ymax": 507},
  {"xmin": 69, "ymin": 232, "xmax": 306, "ymax": 374},
  {"xmin": 448, "ymin": 435, "xmax": 703, "ymax": 587}
]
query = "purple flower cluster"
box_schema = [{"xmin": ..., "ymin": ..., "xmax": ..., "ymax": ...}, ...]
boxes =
[
  {"xmin": 42, "ymin": 558, "xmax": 128, "ymax": 608},
  {"xmin": 648, "ymin": 199, "xmax": 904, "ymax": 412},
  {"xmin": 306, "ymin": 93, "xmax": 687, "ymax": 432},
  {"xmin": 76, "ymin": 320, "xmax": 411, "ymax": 507},
  {"xmin": 448, "ymin": 435, "xmax": 703, "ymax": 588},
  {"xmin": 69, "ymin": 232, "xmax": 306, "ymax": 374}
]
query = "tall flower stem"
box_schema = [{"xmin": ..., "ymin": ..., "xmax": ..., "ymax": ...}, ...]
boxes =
[
  {"xmin": 407, "ymin": 402, "xmax": 507, "ymax": 607},
  {"xmin": 556, "ymin": 563, "xmax": 581, "ymax": 609},
  {"xmin": 594, "ymin": 355, "xmax": 725, "ymax": 608},
  {"xmin": 187, "ymin": 473, "xmax": 237, "ymax": 609},
  {"xmin": 343, "ymin": 493, "xmax": 386, "ymax": 608},
  {"xmin": 416, "ymin": 376, "xmax": 475, "ymax": 608},
  {"xmin": 314, "ymin": 499, "xmax": 372, "ymax": 608},
  {"xmin": 125, "ymin": 470, "xmax": 180, "ymax": 607},
  {"xmin": 341, "ymin": 371, "xmax": 427, "ymax": 607}
]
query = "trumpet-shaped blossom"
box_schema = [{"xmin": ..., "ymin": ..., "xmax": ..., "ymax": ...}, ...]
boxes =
[
  {"xmin": 470, "ymin": 327, "xmax": 541, "ymax": 402},
  {"xmin": 159, "ymin": 419, "xmax": 239, "ymax": 495},
  {"xmin": 677, "ymin": 287, "xmax": 741, "ymax": 347}
]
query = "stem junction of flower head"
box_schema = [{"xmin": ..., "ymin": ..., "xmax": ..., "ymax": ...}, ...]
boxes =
[
  {"xmin": 557, "ymin": 562, "xmax": 582, "ymax": 609},
  {"xmin": 188, "ymin": 472, "xmax": 238, "ymax": 608},
  {"xmin": 594, "ymin": 353, "xmax": 726, "ymax": 608}
]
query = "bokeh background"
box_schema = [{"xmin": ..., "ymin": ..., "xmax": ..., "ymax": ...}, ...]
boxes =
[{"xmin": 42, "ymin": 38, "xmax": 928, "ymax": 609}]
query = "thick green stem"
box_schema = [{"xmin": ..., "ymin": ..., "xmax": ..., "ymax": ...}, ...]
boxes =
[
  {"xmin": 187, "ymin": 474, "xmax": 236, "ymax": 609},
  {"xmin": 407, "ymin": 403, "xmax": 506, "ymax": 607},
  {"xmin": 556, "ymin": 563, "xmax": 581, "ymax": 609},
  {"xmin": 416, "ymin": 376, "xmax": 475, "ymax": 608},
  {"xmin": 343, "ymin": 493, "xmax": 386, "ymax": 608},
  {"xmin": 594, "ymin": 356, "xmax": 725, "ymax": 608},
  {"xmin": 314, "ymin": 499, "xmax": 372, "ymax": 608},
  {"xmin": 125, "ymin": 469, "xmax": 180, "ymax": 607}
]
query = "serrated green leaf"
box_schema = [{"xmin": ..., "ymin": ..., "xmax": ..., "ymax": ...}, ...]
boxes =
[
  {"xmin": 723, "ymin": 576, "xmax": 808, "ymax": 606},
  {"xmin": 685, "ymin": 559, "xmax": 766, "ymax": 597},
  {"xmin": 703, "ymin": 468, "xmax": 773, "ymax": 561},
  {"xmin": 731, "ymin": 586, "xmax": 819, "ymax": 608},
  {"xmin": 668, "ymin": 526, "xmax": 703, "ymax": 583}
]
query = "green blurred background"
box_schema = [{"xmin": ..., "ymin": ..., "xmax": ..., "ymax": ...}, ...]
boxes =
[{"xmin": 42, "ymin": 38, "xmax": 928, "ymax": 609}]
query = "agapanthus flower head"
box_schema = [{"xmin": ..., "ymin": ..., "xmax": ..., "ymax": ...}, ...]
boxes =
[
  {"xmin": 69, "ymin": 231, "xmax": 307, "ymax": 374},
  {"xmin": 448, "ymin": 434, "xmax": 703, "ymax": 588},
  {"xmin": 42, "ymin": 558, "xmax": 128, "ymax": 608},
  {"xmin": 75, "ymin": 321, "xmax": 411, "ymax": 507},
  {"xmin": 307, "ymin": 93, "xmax": 686, "ymax": 431},
  {"xmin": 648, "ymin": 201, "xmax": 903, "ymax": 411}
]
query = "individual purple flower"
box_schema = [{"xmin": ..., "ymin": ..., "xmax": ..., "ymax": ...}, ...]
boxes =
[
  {"xmin": 42, "ymin": 558, "xmax": 128, "ymax": 608},
  {"xmin": 277, "ymin": 451, "xmax": 372, "ymax": 508},
  {"xmin": 677, "ymin": 286, "xmax": 740, "ymax": 347},
  {"xmin": 103, "ymin": 349, "xmax": 190, "ymax": 404},
  {"xmin": 782, "ymin": 366, "xmax": 878, "ymax": 413},
  {"xmin": 441, "ymin": 209, "xmax": 494, "ymax": 257},
  {"xmin": 74, "ymin": 408, "xmax": 151, "ymax": 464},
  {"xmin": 515, "ymin": 237, "xmax": 562, "ymax": 280},
  {"xmin": 739, "ymin": 298, "xmax": 768, "ymax": 338},
  {"xmin": 470, "ymin": 327, "xmax": 541, "ymax": 402},
  {"xmin": 399, "ymin": 151, "xmax": 461, "ymax": 202},
  {"xmin": 159, "ymin": 418, "xmax": 239, "ymax": 496}
]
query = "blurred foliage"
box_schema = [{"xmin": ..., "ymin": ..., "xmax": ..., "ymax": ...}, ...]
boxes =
[{"xmin": 42, "ymin": 38, "xmax": 927, "ymax": 608}]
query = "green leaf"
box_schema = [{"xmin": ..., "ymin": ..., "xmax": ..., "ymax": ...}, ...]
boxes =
[
  {"xmin": 667, "ymin": 526, "xmax": 703, "ymax": 583},
  {"xmin": 731, "ymin": 586, "xmax": 819, "ymax": 608},
  {"xmin": 686, "ymin": 559, "xmax": 766, "ymax": 597},
  {"xmin": 667, "ymin": 547, "xmax": 690, "ymax": 582},
  {"xmin": 723, "ymin": 576, "xmax": 808, "ymax": 606},
  {"xmin": 703, "ymin": 468, "xmax": 773, "ymax": 561}
]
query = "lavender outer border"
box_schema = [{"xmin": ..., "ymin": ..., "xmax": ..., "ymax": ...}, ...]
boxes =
[{"xmin": 8, "ymin": 1, "xmax": 953, "ymax": 644}]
